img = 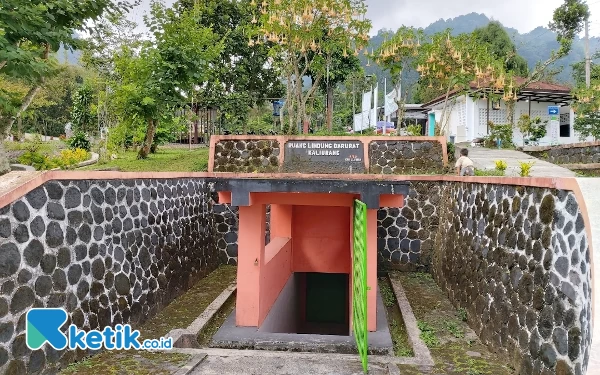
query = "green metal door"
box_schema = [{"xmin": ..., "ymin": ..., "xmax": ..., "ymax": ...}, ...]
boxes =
[{"xmin": 352, "ymin": 199, "xmax": 368, "ymax": 373}]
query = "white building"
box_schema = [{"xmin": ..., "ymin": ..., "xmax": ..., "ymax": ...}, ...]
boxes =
[{"xmin": 422, "ymin": 78, "xmax": 590, "ymax": 146}]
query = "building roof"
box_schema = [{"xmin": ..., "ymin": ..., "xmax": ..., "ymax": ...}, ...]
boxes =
[{"xmin": 422, "ymin": 77, "xmax": 573, "ymax": 108}]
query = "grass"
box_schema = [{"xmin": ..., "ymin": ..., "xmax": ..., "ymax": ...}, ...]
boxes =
[
  {"xmin": 60, "ymin": 265, "xmax": 237, "ymax": 375},
  {"xmin": 378, "ymin": 277, "xmax": 413, "ymax": 357},
  {"xmin": 474, "ymin": 169, "xmax": 505, "ymax": 177},
  {"xmin": 393, "ymin": 272, "xmax": 515, "ymax": 375},
  {"xmin": 197, "ymin": 292, "xmax": 236, "ymax": 347},
  {"xmin": 81, "ymin": 147, "xmax": 210, "ymax": 172},
  {"xmin": 417, "ymin": 321, "xmax": 439, "ymax": 348}
]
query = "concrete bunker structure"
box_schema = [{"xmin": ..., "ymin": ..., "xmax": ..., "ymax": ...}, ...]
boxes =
[{"xmin": 215, "ymin": 179, "xmax": 406, "ymax": 336}]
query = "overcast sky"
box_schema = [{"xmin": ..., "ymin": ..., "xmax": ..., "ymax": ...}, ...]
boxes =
[{"xmin": 127, "ymin": 0, "xmax": 600, "ymax": 37}]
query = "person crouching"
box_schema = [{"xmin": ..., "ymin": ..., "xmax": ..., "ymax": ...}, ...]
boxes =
[{"xmin": 455, "ymin": 148, "xmax": 475, "ymax": 176}]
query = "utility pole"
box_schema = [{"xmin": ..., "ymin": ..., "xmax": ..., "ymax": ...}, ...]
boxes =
[
  {"xmin": 586, "ymin": 19, "xmax": 591, "ymax": 88},
  {"xmin": 383, "ymin": 77, "xmax": 387, "ymax": 135}
]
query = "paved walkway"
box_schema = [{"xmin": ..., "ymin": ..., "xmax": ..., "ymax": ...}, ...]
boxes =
[
  {"xmin": 577, "ymin": 178, "xmax": 600, "ymax": 375},
  {"xmin": 187, "ymin": 348, "xmax": 392, "ymax": 375},
  {"xmin": 463, "ymin": 147, "xmax": 577, "ymax": 177}
]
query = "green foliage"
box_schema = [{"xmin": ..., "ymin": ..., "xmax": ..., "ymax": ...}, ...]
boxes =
[
  {"xmin": 549, "ymin": 0, "xmax": 590, "ymax": 55},
  {"xmin": 473, "ymin": 21, "xmax": 529, "ymax": 76},
  {"xmin": 379, "ymin": 282, "xmax": 396, "ymax": 308},
  {"xmin": 518, "ymin": 161, "xmax": 535, "ymax": 177},
  {"xmin": 517, "ymin": 114, "xmax": 547, "ymax": 144},
  {"xmin": 18, "ymin": 151, "xmax": 57, "ymax": 170},
  {"xmin": 485, "ymin": 123, "xmax": 514, "ymax": 148},
  {"xmin": 417, "ymin": 321, "xmax": 439, "ymax": 348},
  {"xmin": 494, "ymin": 160, "xmax": 507, "ymax": 172},
  {"xmin": 457, "ymin": 308, "xmax": 468, "ymax": 322},
  {"xmin": 475, "ymin": 169, "xmax": 505, "ymax": 177},
  {"xmin": 446, "ymin": 142, "xmax": 456, "ymax": 162},
  {"xmin": 177, "ymin": 0, "xmax": 284, "ymax": 123},
  {"xmin": 67, "ymin": 132, "xmax": 91, "ymax": 152},
  {"xmin": 444, "ymin": 321, "xmax": 465, "ymax": 339},
  {"xmin": 574, "ymin": 111, "xmax": 600, "ymax": 140},
  {"xmin": 55, "ymin": 148, "xmax": 90, "ymax": 169},
  {"xmin": 111, "ymin": 1, "xmax": 223, "ymax": 159},
  {"xmin": 406, "ymin": 124, "xmax": 422, "ymax": 136},
  {"xmin": 71, "ymin": 82, "xmax": 96, "ymax": 134}
]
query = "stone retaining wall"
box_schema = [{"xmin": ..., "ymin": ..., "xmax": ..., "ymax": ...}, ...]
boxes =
[
  {"xmin": 209, "ymin": 135, "xmax": 448, "ymax": 175},
  {"xmin": 524, "ymin": 141, "xmax": 600, "ymax": 165},
  {"xmin": 0, "ymin": 178, "xmax": 220, "ymax": 373},
  {"xmin": 369, "ymin": 140, "xmax": 445, "ymax": 174},
  {"xmin": 432, "ymin": 183, "xmax": 591, "ymax": 375}
]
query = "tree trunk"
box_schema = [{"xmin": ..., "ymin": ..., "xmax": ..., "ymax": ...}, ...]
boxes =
[
  {"xmin": 138, "ymin": 118, "xmax": 157, "ymax": 159},
  {"xmin": 2, "ymin": 85, "xmax": 42, "ymax": 137},
  {"xmin": 0, "ymin": 142, "xmax": 10, "ymax": 176},
  {"xmin": 326, "ymin": 84, "xmax": 334, "ymax": 131},
  {"xmin": 438, "ymin": 82, "xmax": 454, "ymax": 136},
  {"xmin": 17, "ymin": 117, "xmax": 23, "ymax": 140},
  {"xmin": 2, "ymin": 44, "xmax": 49, "ymax": 137}
]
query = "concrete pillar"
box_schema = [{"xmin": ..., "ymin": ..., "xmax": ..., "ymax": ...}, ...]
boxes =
[{"xmin": 236, "ymin": 204, "xmax": 266, "ymax": 327}]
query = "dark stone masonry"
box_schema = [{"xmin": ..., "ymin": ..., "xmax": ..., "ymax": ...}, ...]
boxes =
[
  {"xmin": 211, "ymin": 136, "xmax": 447, "ymax": 175},
  {"xmin": 369, "ymin": 140, "xmax": 445, "ymax": 174},
  {"xmin": 213, "ymin": 139, "xmax": 280, "ymax": 173},
  {"xmin": 432, "ymin": 183, "xmax": 591, "ymax": 375},
  {"xmin": 0, "ymin": 179, "xmax": 221, "ymax": 373},
  {"xmin": 524, "ymin": 142, "xmax": 600, "ymax": 165}
]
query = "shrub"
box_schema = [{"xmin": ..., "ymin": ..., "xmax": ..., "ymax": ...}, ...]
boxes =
[
  {"xmin": 407, "ymin": 124, "xmax": 422, "ymax": 136},
  {"xmin": 484, "ymin": 123, "xmax": 514, "ymax": 149},
  {"xmin": 518, "ymin": 161, "xmax": 535, "ymax": 177},
  {"xmin": 447, "ymin": 142, "xmax": 456, "ymax": 162},
  {"xmin": 57, "ymin": 148, "xmax": 90, "ymax": 169},
  {"xmin": 494, "ymin": 160, "xmax": 507, "ymax": 172},
  {"xmin": 18, "ymin": 151, "xmax": 57, "ymax": 170},
  {"xmin": 67, "ymin": 132, "xmax": 91, "ymax": 152}
]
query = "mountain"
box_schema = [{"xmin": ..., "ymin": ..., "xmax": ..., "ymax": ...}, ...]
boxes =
[{"xmin": 362, "ymin": 13, "xmax": 600, "ymax": 101}]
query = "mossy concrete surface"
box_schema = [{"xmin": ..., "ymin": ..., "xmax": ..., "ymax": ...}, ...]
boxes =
[
  {"xmin": 391, "ymin": 272, "xmax": 515, "ymax": 375},
  {"xmin": 59, "ymin": 265, "xmax": 237, "ymax": 375}
]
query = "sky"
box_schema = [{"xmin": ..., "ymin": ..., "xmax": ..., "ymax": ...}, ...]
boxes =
[{"xmin": 127, "ymin": 0, "xmax": 600, "ymax": 37}]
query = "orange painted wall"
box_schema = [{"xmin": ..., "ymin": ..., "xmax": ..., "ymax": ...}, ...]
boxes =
[
  {"xmin": 236, "ymin": 204, "xmax": 266, "ymax": 326},
  {"xmin": 292, "ymin": 205, "xmax": 351, "ymax": 274},
  {"xmin": 259, "ymin": 238, "xmax": 293, "ymax": 326}
]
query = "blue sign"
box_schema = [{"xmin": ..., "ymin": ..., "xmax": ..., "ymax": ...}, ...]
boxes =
[
  {"xmin": 273, "ymin": 100, "xmax": 284, "ymax": 116},
  {"xmin": 548, "ymin": 106, "xmax": 560, "ymax": 115}
]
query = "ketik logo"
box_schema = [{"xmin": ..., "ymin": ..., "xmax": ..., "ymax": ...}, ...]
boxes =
[{"xmin": 26, "ymin": 308, "xmax": 69, "ymax": 350}]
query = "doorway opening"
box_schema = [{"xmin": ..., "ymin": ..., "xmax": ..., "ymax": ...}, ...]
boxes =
[{"xmin": 300, "ymin": 272, "xmax": 350, "ymax": 336}]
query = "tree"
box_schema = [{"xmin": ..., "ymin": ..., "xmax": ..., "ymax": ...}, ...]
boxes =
[
  {"xmin": 254, "ymin": 0, "xmax": 371, "ymax": 133},
  {"xmin": 177, "ymin": 0, "xmax": 285, "ymax": 131},
  {"xmin": 414, "ymin": 31, "xmax": 507, "ymax": 135},
  {"xmin": 0, "ymin": 0, "xmax": 133, "ymax": 136},
  {"xmin": 112, "ymin": 1, "xmax": 222, "ymax": 159},
  {"xmin": 517, "ymin": 114, "xmax": 547, "ymax": 145},
  {"xmin": 375, "ymin": 27, "xmax": 422, "ymax": 128},
  {"xmin": 71, "ymin": 82, "xmax": 96, "ymax": 134},
  {"xmin": 473, "ymin": 21, "xmax": 529, "ymax": 76},
  {"xmin": 302, "ymin": 27, "xmax": 362, "ymax": 131}
]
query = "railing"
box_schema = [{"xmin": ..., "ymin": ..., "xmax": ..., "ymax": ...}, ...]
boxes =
[{"xmin": 352, "ymin": 199, "xmax": 368, "ymax": 373}]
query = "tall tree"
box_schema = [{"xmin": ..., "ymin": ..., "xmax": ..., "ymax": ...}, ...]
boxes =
[
  {"xmin": 176, "ymin": 0, "xmax": 285, "ymax": 130},
  {"xmin": 302, "ymin": 26, "xmax": 362, "ymax": 131},
  {"xmin": 473, "ymin": 21, "xmax": 529, "ymax": 76},
  {"xmin": 414, "ymin": 31, "xmax": 507, "ymax": 135},
  {"xmin": 376, "ymin": 27, "xmax": 422, "ymax": 127},
  {"xmin": 0, "ymin": 0, "xmax": 133, "ymax": 136},
  {"xmin": 255, "ymin": 0, "xmax": 371, "ymax": 133},
  {"xmin": 112, "ymin": 1, "xmax": 222, "ymax": 159}
]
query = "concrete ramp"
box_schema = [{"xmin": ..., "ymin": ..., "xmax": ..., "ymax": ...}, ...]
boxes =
[{"xmin": 576, "ymin": 178, "xmax": 600, "ymax": 374}]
